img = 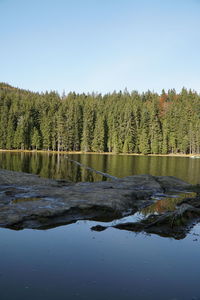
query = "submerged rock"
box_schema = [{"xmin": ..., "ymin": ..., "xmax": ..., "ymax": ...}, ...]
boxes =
[
  {"xmin": 113, "ymin": 201, "xmax": 200, "ymax": 239},
  {"xmin": 0, "ymin": 169, "xmax": 198, "ymax": 235},
  {"xmin": 92, "ymin": 195, "xmax": 200, "ymax": 239}
]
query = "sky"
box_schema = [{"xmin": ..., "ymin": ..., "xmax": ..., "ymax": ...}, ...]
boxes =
[{"xmin": 1, "ymin": 0, "xmax": 200, "ymax": 94}]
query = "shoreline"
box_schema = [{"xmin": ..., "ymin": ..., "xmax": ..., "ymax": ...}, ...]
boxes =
[{"xmin": 0, "ymin": 149, "xmax": 199, "ymax": 158}]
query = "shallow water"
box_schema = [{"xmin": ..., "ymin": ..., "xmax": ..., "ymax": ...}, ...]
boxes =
[{"xmin": 1, "ymin": 152, "xmax": 200, "ymax": 300}]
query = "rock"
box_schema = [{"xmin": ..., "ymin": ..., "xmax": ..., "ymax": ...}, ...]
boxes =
[
  {"xmin": 155, "ymin": 176, "xmax": 192, "ymax": 192},
  {"xmin": 91, "ymin": 225, "xmax": 107, "ymax": 232},
  {"xmin": 92, "ymin": 200, "xmax": 200, "ymax": 240},
  {"xmin": 0, "ymin": 168, "xmax": 196, "ymax": 231}
]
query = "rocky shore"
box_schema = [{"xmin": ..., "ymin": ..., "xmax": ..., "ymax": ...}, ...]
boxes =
[{"xmin": 0, "ymin": 168, "xmax": 200, "ymax": 238}]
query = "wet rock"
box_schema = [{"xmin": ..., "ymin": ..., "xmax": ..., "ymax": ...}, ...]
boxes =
[
  {"xmin": 92, "ymin": 202, "xmax": 200, "ymax": 240},
  {"xmin": 0, "ymin": 168, "xmax": 197, "ymax": 231}
]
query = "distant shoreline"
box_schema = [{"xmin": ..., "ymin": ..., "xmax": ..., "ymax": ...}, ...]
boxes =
[{"xmin": 0, "ymin": 149, "xmax": 199, "ymax": 158}]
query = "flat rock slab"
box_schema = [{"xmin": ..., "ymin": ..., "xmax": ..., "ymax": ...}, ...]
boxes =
[{"xmin": 0, "ymin": 169, "xmax": 194, "ymax": 230}]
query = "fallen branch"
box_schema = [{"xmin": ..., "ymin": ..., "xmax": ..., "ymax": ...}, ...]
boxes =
[{"xmin": 65, "ymin": 156, "xmax": 118, "ymax": 180}]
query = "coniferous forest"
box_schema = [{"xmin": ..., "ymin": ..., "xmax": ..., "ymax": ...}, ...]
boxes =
[{"xmin": 0, "ymin": 82, "xmax": 200, "ymax": 155}]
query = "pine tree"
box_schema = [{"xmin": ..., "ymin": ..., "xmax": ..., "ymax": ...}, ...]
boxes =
[
  {"xmin": 81, "ymin": 100, "xmax": 95, "ymax": 152},
  {"xmin": 92, "ymin": 115, "xmax": 106, "ymax": 152},
  {"xmin": 31, "ymin": 127, "xmax": 41, "ymax": 150}
]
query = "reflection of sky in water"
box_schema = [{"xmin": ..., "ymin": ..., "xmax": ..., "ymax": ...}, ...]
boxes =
[
  {"xmin": 1, "ymin": 222, "xmax": 200, "ymax": 300},
  {"xmin": 1, "ymin": 153, "xmax": 200, "ymax": 299},
  {"xmin": 92, "ymin": 192, "xmax": 198, "ymax": 228}
]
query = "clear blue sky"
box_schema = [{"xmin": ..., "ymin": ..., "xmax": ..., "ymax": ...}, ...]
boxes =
[{"xmin": 1, "ymin": 0, "xmax": 200, "ymax": 94}]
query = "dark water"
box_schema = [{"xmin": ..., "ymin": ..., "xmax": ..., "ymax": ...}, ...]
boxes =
[
  {"xmin": 0, "ymin": 151, "xmax": 200, "ymax": 184},
  {"xmin": 1, "ymin": 152, "xmax": 200, "ymax": 300}
]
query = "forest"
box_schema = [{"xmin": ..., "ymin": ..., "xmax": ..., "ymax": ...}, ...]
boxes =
[{"xmin": 0, "ymin": 82, "xmax": 200, "ymax": 155}]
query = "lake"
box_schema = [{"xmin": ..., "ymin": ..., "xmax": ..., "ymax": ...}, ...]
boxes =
[
  {"xmin": 1, "ymin": 152, "xmax": 200, "ymax": 300},
  {"xmin": 1, "ymin": 151, "xmax": 200, "ymax": 184}
]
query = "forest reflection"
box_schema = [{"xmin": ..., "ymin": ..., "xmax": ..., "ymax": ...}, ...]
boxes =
[
  {"xmin": 141, "ymin": 192, "xmax": 196, "ymax": 215},
  {"xmin": 0, "ymin": 152, "xmax": 200, "ymax": 184}
]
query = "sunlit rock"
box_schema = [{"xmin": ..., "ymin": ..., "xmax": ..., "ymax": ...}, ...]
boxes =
[{"xmin": 0, "ymin": 168, "xmax": 199, "ymax": 237}]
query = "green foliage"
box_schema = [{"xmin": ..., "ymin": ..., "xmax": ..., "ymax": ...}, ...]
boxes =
[
  {"xmin": 1, "ymin": 83, "xmax": 200, "ymax": 154},
  {"xmin": 31, "ymin": 128, "xmax": 41, "ymax": 150}
]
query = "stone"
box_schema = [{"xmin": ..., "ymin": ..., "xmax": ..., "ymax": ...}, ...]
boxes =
[{"xmin": 0, "ymin": 168, "xmax": 196, "ymax": 231}]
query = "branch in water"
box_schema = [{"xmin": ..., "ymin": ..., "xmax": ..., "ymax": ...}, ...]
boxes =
[{"xmin": 65, "ymin": 156, "xmax": 118, "ymax": 180}]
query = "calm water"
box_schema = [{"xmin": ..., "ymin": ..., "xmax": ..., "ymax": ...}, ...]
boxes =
[
  {"xmin": 1, "ymin": 152, "xmax": 200, "ymax": 300},
  {"xmin": 1, "ymin": 151, "xmax": 200, "ymax": 184}
]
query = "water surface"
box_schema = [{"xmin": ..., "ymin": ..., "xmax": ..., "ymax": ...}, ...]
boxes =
[
  {"xmin": 0, "ymin": 152, "xmax": 200, "ymax": 184},
  {"xmin": 1, "ymin": 221, "xmax": 200, "ymax": 300},
  {"xmin": 1, "ymin": 152, "xmax": 200, "ymax": 300}
]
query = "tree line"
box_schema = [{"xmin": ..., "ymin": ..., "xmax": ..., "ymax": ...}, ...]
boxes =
[{"xmin": 0, "ymin": 82, "xmax": 200, "ymax": 154}]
